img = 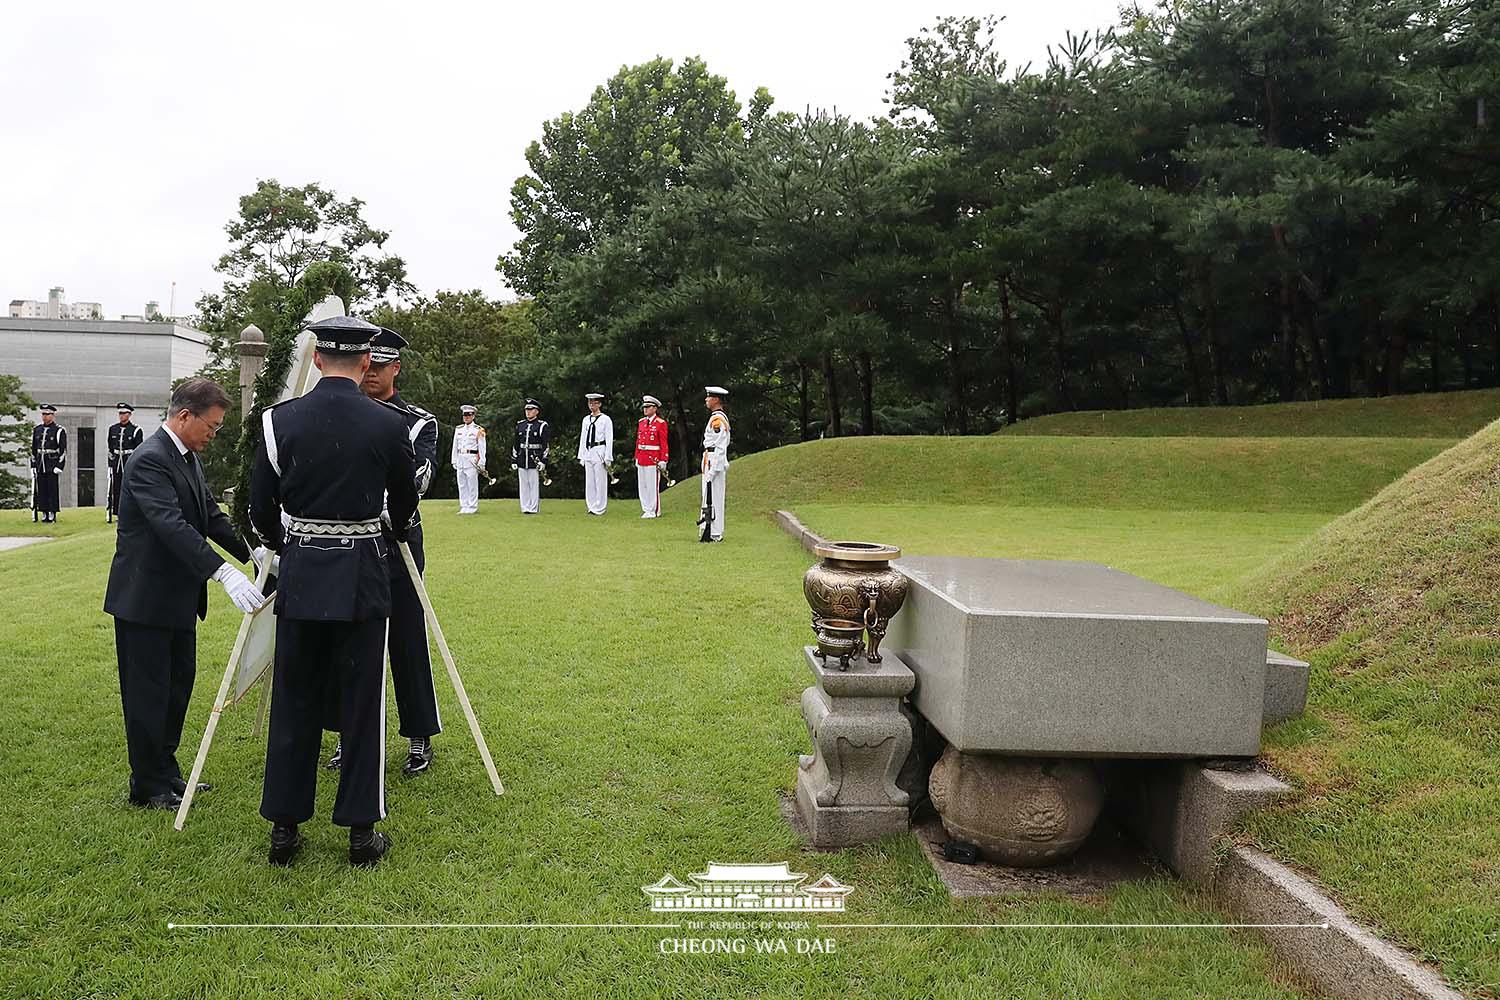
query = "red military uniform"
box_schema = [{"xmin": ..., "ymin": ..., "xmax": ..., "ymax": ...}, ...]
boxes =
[
  {"xmin": 635, "ymin": 414, "xmax": 670, "ymax": 466},
  {"xmin": 635, "ymin": 410, "xmax": 671, "ymax": 518}
]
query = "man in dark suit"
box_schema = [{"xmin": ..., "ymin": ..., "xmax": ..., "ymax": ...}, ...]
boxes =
[
  {"xmin": 250, "ymin": 315, "xmax": 418, "ymax": 867},
  {"xmin": 104, "ymin": 378, "xmax": 267, "ymax": 810}
]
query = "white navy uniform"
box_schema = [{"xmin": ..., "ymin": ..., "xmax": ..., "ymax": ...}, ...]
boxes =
[
  {"xmin": 700, "ymin": 401, "xmax": 730, "ymax": 542},
  {"xmin": 578, "ymin": 401, "xmax": 613, "ymax": 515},
  {"xmin": 451, "ymin": 414, "xmax": 485, "ymax": 514}
]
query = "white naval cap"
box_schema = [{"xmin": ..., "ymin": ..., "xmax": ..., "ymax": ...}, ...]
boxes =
[
  {"xmin": 704, "ymin": 385, "xmax": 729, "ymax": 397},
  {"xmin": 642, "ymin": 395, "xmax": 661, "ymax": 407},
  {"xmin": 460, "ymin": 404, "xmax": 477, "ymax": 415},
  {"xmin": 585, "ymin": 392, "xmax": 604, "ymax": 401}
]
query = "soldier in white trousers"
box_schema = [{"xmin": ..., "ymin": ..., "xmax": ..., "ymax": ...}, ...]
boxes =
[
  {"xmin": 635, "ymin": 395, "xmax": 670, "ymax": 518},
  {"xmin": 698, "ymin": 385, "xmax": 731, "ymax": 542},
  {"xmin": 511, "ymin": 398, "xmax": 551, "ymax": 514},
  {"xmin": 577, "ymin": 392, "xmax": 613, "ymax": 515},
  {"xmin": 451, "ymin": 404, "xmax": 485, "ymax": 514}
]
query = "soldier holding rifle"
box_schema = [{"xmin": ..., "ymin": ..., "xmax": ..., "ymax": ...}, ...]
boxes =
[{"xmin": 107, "ymin": 403, "xmax": 143, "ymax": 523}]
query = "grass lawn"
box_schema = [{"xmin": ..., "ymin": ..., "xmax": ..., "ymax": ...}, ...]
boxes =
[
  {"xmin": 791, "ymin": 504, "xmax": 1330, "ymax": 601},
  {"xmin": 725, "ymin": 435, "xmax": 1452, "ymax": 515},
  {"xmin": 0, "ymin": 505, "xmax": 1315, "ymax": 1000},
  {"xmin": 1001, "ymin": 388, "xmax": 1500, "ymax": 439}
]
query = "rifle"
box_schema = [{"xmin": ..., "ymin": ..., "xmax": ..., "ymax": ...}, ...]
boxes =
[
  {"xmin": 29, "ymin": 461, "xmax": 37, "ymax": 523},
  {"xmin": 106, "ymin": 443, "xmax": 118, "ymax": 523},
  {"xmin": 698, "ymin": 468, "xmax": 714, "ymax": 542}
]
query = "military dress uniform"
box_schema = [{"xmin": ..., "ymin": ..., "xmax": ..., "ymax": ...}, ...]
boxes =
[
  {"xmin": 106, "ymin": 403, "xmax": 144, "ymax": 522},
  {"xmin": 249, "ymin": 316, "xmax": 418, "ymax": 866},
  {"xmin": 635, "ymin": 395, "xmax": 670, "ymax": 518},
  {"xmin": 31, "ymin": 405, "xmax": 67, "ymax": 521},
  {"xmin": 451, "ymin": 405, "xmax": 485, "ymax": 514},
  {"xmin": 577, "ymin": 393, "xmax": 613, "ymax": 515},
  {"xmin": 511, "ymin": 399, "xmax": 551, "ymax": 514},
  {"xmin": 699, "ymin": 386, "xmax": 731, "ymax": 542}
]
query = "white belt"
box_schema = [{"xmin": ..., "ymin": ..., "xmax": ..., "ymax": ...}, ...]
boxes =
[
  {"xmin": 638, "ymin": 444, "xmax": 660, "ymax": 451},
  {"xmin": 521, "ymin": 443, "xmax": 544, "ymax": 449},
  {"xmin": 286, "ymin": 516, "xmax": 381, "ymax": 538}
]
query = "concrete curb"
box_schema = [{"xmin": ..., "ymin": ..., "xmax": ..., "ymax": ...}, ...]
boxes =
[
  {"xmin": 1217, "ymin": 846, "xmax": 1464, "ymax": 1000},
  {"xmin": 774, "ymin": 509, "xmax": 827, "ymax": 553}
]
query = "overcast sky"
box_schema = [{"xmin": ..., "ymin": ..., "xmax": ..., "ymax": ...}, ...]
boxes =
[{"xmin": 2, "ymin": 0, "xmax": 1123, "ymax": 319}]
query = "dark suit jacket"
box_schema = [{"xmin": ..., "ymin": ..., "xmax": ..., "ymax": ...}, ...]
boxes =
[{"xmin": 104, "ymin": 427, "xmax": 251, "ymax": 630}]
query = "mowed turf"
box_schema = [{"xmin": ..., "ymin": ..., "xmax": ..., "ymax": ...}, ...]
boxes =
[
  {"xmin": 1000, "ymin": 387, "xmax": 1500, "ymax": 439},
  {"xmin": 722, "ymin": 435, "xmax": 1452, "ymax": 515},
  {"xmin": 0, "ymin": 505, "xmax": 1312, "ymax": 1000},
  {"xmin": 1229, "ymin": 423, "xmax": 1500, "ymax": 997}
]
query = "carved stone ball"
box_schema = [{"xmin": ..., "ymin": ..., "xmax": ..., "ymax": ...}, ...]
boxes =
[{"xmin": 927, "ymin": 748, "xmax": 1103, "ymax": 867}]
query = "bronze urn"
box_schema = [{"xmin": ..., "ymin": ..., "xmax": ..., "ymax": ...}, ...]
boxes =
[{"xmin": 803, "ymin": 541, "xmax": 909, "ymax": 665}]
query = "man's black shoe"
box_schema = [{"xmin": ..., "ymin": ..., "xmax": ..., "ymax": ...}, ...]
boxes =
[
  {"xmin": 325, "ymin": 739, "xmax": 343, "ymax": 771},
  {"xmin": 170, "ymin": 778, "xmax": 212, "ymax": 795},
  {"xmin": 349, "ymin": 827, "xmax": 391, "ymax": 867},
  {"xmin": 269, "ymin": 824, "xmax": 303, "ymax": 867},
  {"xmin": 402, "ymin": 738, "xmax": 434, "ymax": 777},
  {"xmin": 129, "ymin": 791, "xmax": 183, "ymax": 810}
]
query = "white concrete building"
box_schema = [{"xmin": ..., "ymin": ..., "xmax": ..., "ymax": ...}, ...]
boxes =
[
  {"xmin": 8, "ymin": 287, "xmax": 103, "ymax": 321},
  {"xmin": 0, "ymin": 316, "xmax": 211, "ymax": 508}
]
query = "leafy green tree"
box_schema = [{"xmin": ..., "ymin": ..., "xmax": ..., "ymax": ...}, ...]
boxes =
[
  {"xmin": 197, "ymin": 179, "xmax": 414, "ymax": 355},
  {"xmin": 0, "ymin": 373, "xmax": 37, "ymax": 508}
]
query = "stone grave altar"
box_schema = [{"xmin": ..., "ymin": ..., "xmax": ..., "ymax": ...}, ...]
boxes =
[{"xmin": 792, "ymin": 545, "xmax": 1308, "ymax": 888}]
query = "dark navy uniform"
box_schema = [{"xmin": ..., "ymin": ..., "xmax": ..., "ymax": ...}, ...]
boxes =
[
  {"xmin": 31, "ymin": 406, "xmax": 66, "ymax": 520},
  {"xmin": 249, "ymin": 334, "xmax": 418, "ymax": 836},
  {"xmin": 107, "ymin": 404, "xmax": 144, "ymax": 521},
  {"xmin": 511, "ymin": 403, "xmax": 551, "ymax": 514},
  {"xmin": 385, "ymin": 391, "xmax": 442, "ymax": 743}
]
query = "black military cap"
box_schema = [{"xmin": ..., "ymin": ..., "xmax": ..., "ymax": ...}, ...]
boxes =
[
  {"xmin": 524, "ymin": 398, "xmax": 541, "ymax": 410},
  {"xmin": 116, "ymin": 402, "xmax": 135, "ymax": 413},
  {"xmin": 39, "ymin": 403, "xmax": 57, "ymax": 414},
  {"xmin": 371, "ymin": 327, "xmax": 407, "ymax": 364},
  {"xmin": 306, "ymin": 315, "xmax": 377, "ymax": 354}
]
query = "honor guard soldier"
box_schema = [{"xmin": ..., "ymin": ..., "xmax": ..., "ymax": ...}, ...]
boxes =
[
  {"xmin": 31, "ymin": 404, "xmax": 67, "ymax": 522},
  {"xmin": 635, "ymin": 395, "xmax": 670, "ymax": 518},
  {"xmin": 698, "ymin": 386, "xmax": 731, "ymax": 542},
  {"xmin": 106, "ymin": 403, "xmax": 143, "ymax": 523},
  {"xmin": 451, "ymin": 405, "xmax": 485, "ymax": 514},
  {"xmin": 511, "ymin": 398, "xmax": 551, "ymax": 514},
  {"xmin": 324, "ymin": 327, "xmax": 441, "ymax": 775},
  {"xmin": 577, "ymin": 392, "xmax": 613, "ymax": 515},
  {"xmin": 249, "ymin": 315, "xmax": 419, "ymax": 868}
]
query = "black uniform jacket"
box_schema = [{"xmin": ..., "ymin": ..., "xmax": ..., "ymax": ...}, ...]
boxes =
[
  {"xmin": 511, "ymin": 417, "xmax": 551, "ymax": 469},
  {"xmin": 31, "ymin": 423, "xmax": 67, "ymax": 473},
  {"xmin": 103, "ymin": 427, "xmax": 251, "ymax": 629},
  {"xmin": 108, "ymin": 421, "xmax": 144, "ymax": 469},
  {"xmin": 390, "ymin": 393, "xmax": 437, "ymax": 527},
  {"xmin": 249, "ymin": 377, "xmax": 418, "ymax": 622}
]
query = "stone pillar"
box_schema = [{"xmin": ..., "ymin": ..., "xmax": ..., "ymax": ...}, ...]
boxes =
[
  {"xmin": 237, "ymin": 323, "xmax": 267, "ymax": 415},
  {"xmin": 795, "ymin": 647, "xmax": 915, "ymax": 848}
]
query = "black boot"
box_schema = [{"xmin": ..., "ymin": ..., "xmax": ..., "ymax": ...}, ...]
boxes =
[
  {"xmin": 402, "ymin": 737, "xmax": 434, "ymax": 776},
  {"xmin": 269, "ymin": 824, "xmax": 303, "ymax": 867},
  {"xmin": 349, "ymin": 826, "xmax": 391, "ymax": 867},
  {"xmin": 325, "ymin": 738, "xmax": 342, "ymax": 771}
]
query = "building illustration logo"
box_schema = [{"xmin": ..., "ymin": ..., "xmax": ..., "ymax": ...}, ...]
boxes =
[{"xmin": 643, "ymin": 862, "xmax": 853, "ymax": 912}]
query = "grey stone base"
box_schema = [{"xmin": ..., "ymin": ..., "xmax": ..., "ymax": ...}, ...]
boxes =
[
  {"xmin": 1264, "ymin": 650, "xmax": 1311, "ymax": 724},
  {"xmin": 914, "ymin": 815, "xmax": 1158, "ymax": 898},
  {"xmin": 1123, "ymin": 759, "xmax": 1292, "ymax": 884},
  {"xmin": 1218, "ymin": 846, "xmax": 1463, "ymax": 1000},
  {"xmin": 794, "ymin": 769, "xmax": 910, "ymax": 848}
]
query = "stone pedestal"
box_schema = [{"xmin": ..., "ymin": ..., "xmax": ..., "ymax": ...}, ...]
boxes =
[{"xmin": 795, "ymin": 647, "xmax": 915, "ymax": 848}]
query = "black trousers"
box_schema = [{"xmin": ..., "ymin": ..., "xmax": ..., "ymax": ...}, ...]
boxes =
[
  {"xmin": 387, "ymin": 525, "xmax": 440, "ymax": 739},
  {"xmin": 36, "ymin": 471, "xmax": 59, "ymax": 513},
  {"xmin": 261, "ymin": 617, "xmax": 387, "ymax": 828},
  {"xmin": 108, "ymin": 465, "xmax": 123, "ymax": 514},
  {"xmin": 113, "ymin": 618, "xmax": 196, "ymax": 799}
]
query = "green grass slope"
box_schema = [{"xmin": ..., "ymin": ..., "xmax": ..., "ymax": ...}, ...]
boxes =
[
  {"xmin": 708, "ymin": 435, "xmax": 1451, "ymax": 516},
  {"xmin": 0, "ymin": 506, "xmax": 1311, "ymax": 1000},
  {"xmin": 1226, "ymin": 423, "xmax": 1500, "ymax": 996},
  {"xmin": 1001, "ymin": 388, "xmax": 1500, "ymax": 439}
]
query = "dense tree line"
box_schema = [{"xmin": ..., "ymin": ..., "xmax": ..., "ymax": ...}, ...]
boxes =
[{"xmin": 500, "ymin": 0, "xmax": 1499, "ymax": 464}]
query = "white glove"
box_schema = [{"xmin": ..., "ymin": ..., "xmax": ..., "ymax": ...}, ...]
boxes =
[
  {"xmin": 510, "ymin": 463, "xmax": 519, "ymax": 471},
  {"xmin": 251, "ymin": 545, "xmax": 269, "ymax": 568},
  {"xmin": 657, "ymin": 461, "xmax": 667, "ymax": 473},
  {"xmin": 214, "ymin": 563, "xmax": 266, "ymax": 613}
]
